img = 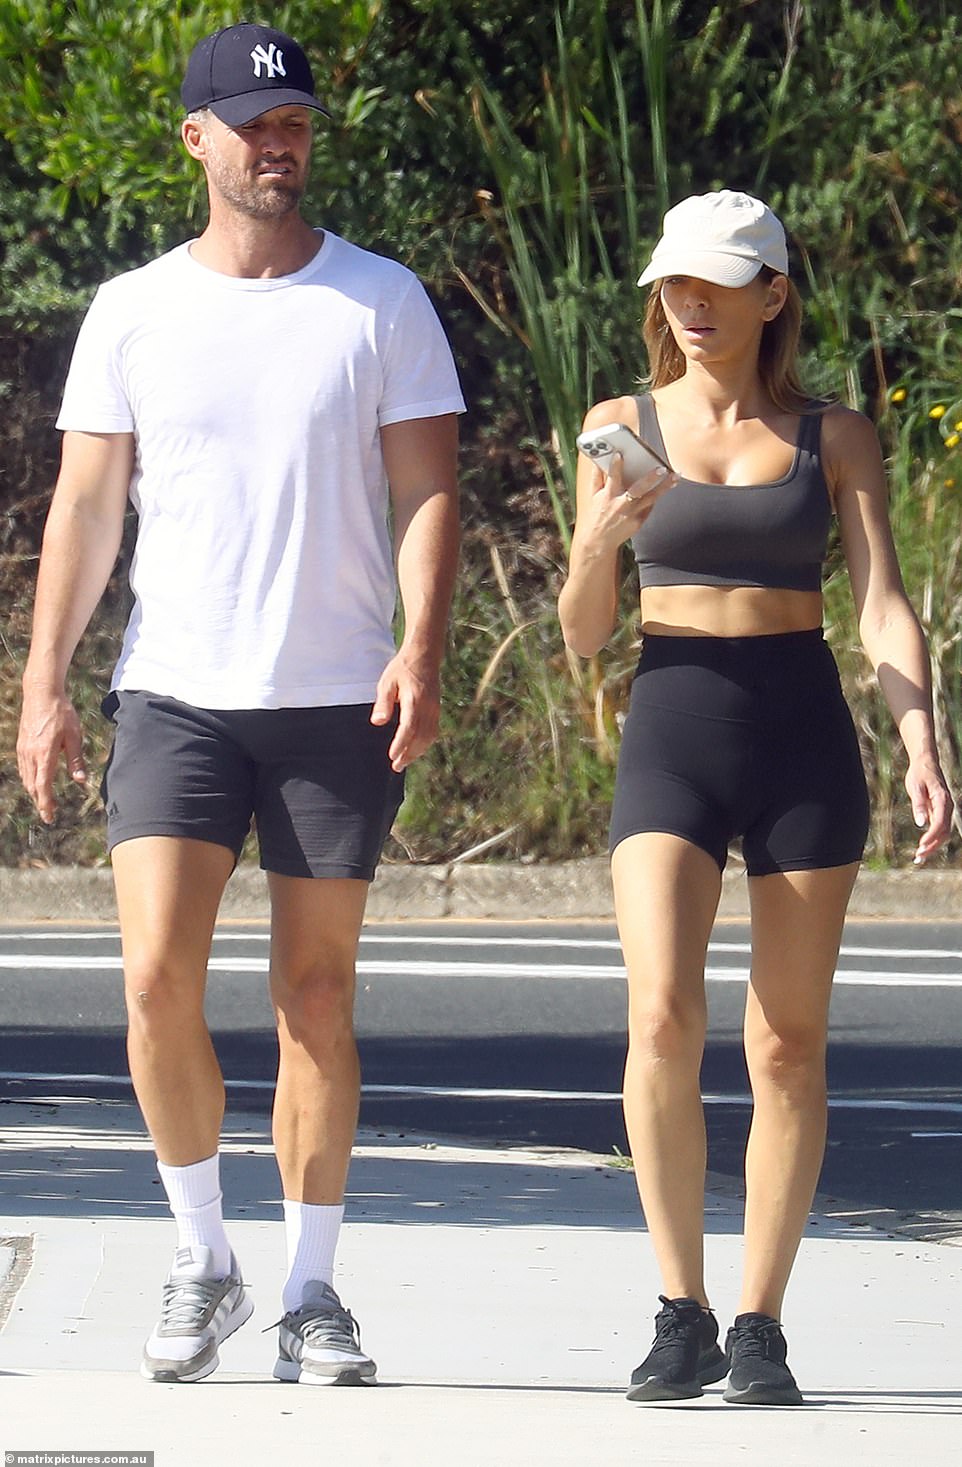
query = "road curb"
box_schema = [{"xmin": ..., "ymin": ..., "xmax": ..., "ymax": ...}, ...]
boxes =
[{"xmin": 1, "ymin": 860, "xmax": 960, "ymax": 920}]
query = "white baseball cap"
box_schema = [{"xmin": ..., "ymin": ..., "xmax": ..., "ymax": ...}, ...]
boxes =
[{"xmin": 637, "ymin": 190, "xmax": 788, "ymax": 288}]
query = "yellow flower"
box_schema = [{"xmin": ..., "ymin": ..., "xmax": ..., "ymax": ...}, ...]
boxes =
[
  {"xmin": 929, "ymin": 404, "xmax": 947, "ymax": 419},
  {"xmin": 890, "ymin": 387, "xmax": 907, "ymax": 403},
  {"xmin": 955, "ymin": 420, "xmax": 962, "ymax": 432},
  {"xmin": 945, "ymin": 433, "xmax": 960, "ymax": 448},
  {"xmin": 945, "ymin": 478, "xmax": 956, "ymax": 488}
]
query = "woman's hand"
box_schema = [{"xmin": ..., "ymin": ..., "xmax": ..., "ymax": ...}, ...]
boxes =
[
  {"xmin": 905, "ymin": 754, "xmax": 954, "ymax": 865},
  {"xmin": 559, "ymin": 406, "xmax": 678, "ymax": 658},
  {"xmin": 578, "ymin": 453, "xmax": 676, "ymax": 555}
]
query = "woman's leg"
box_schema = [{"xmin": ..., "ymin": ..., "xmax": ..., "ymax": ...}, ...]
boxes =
[
  {"xmin": 740, "ymin": 862, "xmax": 859, "ymax": 1318},
  {"xmin": 613, "ymin": 831, "xmax": 723, "ymax": 1304}
]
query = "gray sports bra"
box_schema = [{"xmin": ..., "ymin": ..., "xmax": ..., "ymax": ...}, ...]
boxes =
[{"xmin": 631, "ymin": 394, "xmax": 833, "ymax": 592}]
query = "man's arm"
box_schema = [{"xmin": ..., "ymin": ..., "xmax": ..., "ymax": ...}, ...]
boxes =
[
  {"xmin": 17, "ymin": 430, "xmax": 134, "ymax": 823},
  {"xmin": 372, "ymin": 414, "xmax": 460, "ymax": 771}
]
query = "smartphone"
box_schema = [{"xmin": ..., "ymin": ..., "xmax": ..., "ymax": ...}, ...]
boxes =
[{"xmin": 576, "ymin": 422, "xmax": 671, "ymax": 485}]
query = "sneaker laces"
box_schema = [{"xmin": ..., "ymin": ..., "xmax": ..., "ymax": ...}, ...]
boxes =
[
  {"xmin": 158, "ymin": 1276, "xmax": 226, "ymax": 1332},
  {"xmin": 269, "ymin": 1299, "xmax": 362, "ymax": 1351},
  {"xmin": 730, "ymin": 1318, "xmax": 782, "ymax": 1360},
  {"xmin": 653, "ymin": 1295, "xmax": 705, "ymax": 1343}
]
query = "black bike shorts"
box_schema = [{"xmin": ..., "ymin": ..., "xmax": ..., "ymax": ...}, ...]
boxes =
[
  {"xmin": 100, "ymin": 690, "xmax": 405, "ymax": 880},
  {"xmin": 609, "ymin": 629, "xmax": 870, "ymax": 876}
]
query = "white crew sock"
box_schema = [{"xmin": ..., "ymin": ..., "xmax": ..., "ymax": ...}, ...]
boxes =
[
  {"xmin": 156, "ymin": 1154, "xmax": 232, "ymax": 1279},
  {"xmin": 282, "ymin": 1200, "xmax": 344, "ymax": 1313}
]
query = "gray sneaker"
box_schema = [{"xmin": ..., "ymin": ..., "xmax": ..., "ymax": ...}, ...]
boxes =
[
  {"xmin": 272, "ymin": 1280, "xmax": 377, "ymax": 1386},
  {"xmin": 141, "ymin": 1245, "xmax": 254, "ymax": 1383}
]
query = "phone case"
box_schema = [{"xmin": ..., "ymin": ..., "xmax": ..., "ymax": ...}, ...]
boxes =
[{"xmin": 576, "ymin": 422, "xmax": 670, "ymax": 484}]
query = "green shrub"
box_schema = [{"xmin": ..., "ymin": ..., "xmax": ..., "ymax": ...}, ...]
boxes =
[{"xmin": 1, "ymin": 0, "xmax": 959, "ymax": 865}]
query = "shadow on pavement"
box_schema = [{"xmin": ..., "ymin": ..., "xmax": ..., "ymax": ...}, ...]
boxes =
[
  {"xmin": 3, "ymin": 1021, "xmax": 960, "ymax": 1222},
  {"xmin": 0, "ymin": 1088, "xmax": 649, "ymax": 1230}
]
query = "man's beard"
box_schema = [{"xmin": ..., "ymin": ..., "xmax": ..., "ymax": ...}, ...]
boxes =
[{"xmin": 208, "ymin": 154, "xmax": 305, "ymax": 220}]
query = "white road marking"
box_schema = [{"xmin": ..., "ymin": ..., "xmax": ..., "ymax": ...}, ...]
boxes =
[
  {"xmin": 0, "ymin": 953, "xmax": 958, "ymax": 986},
  {"xmin": 2, "ymin": 929, "xmax": 961, "ymax": 965},
  {"xmin": 0, "ymin": 928, "xmax": 936, "ymax": 952},
  {"xmin": 1, "ymin": 1070, "xmax": 961, "ymax": 1114}
]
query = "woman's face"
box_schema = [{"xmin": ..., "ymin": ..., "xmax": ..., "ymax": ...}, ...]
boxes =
[{"xmin": 659, "ymin": 273, "xmax": 787, "ymax": 368}]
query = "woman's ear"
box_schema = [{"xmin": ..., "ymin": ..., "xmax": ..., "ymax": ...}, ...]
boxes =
[{"xmin": 761, "ymin": 273, "xmax": 789, "ymax": 322}]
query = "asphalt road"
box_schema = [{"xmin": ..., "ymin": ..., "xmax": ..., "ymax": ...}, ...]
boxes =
[{"xmin": 1, "ymin": 919, "xmax": 959, "ymax": 1225}]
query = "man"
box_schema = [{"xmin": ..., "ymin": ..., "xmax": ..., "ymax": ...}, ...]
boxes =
[{"xmin": 16, "ymin": 22, "xmax": 463, "ymax": 1387}]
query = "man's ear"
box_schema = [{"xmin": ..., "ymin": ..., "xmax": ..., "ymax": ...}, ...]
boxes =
[{"xmin": 182, "ymin": 116, "xmax": 208, "ymax": 162}]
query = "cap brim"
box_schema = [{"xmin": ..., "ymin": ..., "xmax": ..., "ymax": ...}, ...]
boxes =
[
  {"xmin": 637, "ymin": 253, "xmax": 765, "ymax": 289},
  {"xmin": 208, "ymin": 91, "xmax": 330, "ymax": 126}
]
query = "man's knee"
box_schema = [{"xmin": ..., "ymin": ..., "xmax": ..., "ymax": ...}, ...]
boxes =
[
  {"xmin": 123, "ymin": 955, "xmax": 208, "ymax": 1031},
  {"xmin": 272, "ymin": 961, "xmax": 356, "ymax": 1047}
]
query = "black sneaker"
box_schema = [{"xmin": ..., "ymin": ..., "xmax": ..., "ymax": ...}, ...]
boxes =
[
  {"xmin": 723, "ymin": 1313, "xmax": 803, "ymax": 1405},
  {"xmin": 626, "ymin": 1295, "xmax": 728, "ymax": 1403}
]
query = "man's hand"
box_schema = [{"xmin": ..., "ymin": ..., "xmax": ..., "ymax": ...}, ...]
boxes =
[
  {"xmin": 370, "ymin": 650, "xmax": 441, "ymax": 772},
  {"xmin": 17, "ymin": 685, "xmax": 88, "ymax": 825},
  {"xmin": 15, "ymin": 429, "xmax": 133, "ymax": 826},
  {"xmin": 377, "ymin": 414, "xmax": 459, "ymax": 773}
]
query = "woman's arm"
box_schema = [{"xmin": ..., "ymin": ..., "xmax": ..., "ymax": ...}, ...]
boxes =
[
  {"xmin": 558, "ymin": 399, "xmax": 674, "ymax": 657},
  {"xmin": 827, "ymin": 407, "xmax": 953, "ymax": 861}
]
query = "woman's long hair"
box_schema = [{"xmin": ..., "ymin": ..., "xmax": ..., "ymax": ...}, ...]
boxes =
[{"xmin": 641, "ymin": 268, "xmax": 821, "ymax": 413}]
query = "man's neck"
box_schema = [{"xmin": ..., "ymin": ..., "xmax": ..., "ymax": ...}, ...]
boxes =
[{"xmin": 189, "ymin": 213, "xmax": 323, "ymax": 279}]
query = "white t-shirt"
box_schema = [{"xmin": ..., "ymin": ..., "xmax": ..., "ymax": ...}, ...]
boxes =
[{"xmin": 57, "ymin": 231, "xmax": 465, "ymax": 708}]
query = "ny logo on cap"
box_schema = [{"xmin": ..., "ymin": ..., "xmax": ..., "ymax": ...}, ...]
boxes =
[{"xmin": 250, "ymin": 42, "xmax": 286, "ymax": 79}]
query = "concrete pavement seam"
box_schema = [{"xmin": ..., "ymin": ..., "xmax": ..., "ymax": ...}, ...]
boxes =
[{"xmin": 0, "ymin": 1234, "xmax": 34, "ymax": 1331}]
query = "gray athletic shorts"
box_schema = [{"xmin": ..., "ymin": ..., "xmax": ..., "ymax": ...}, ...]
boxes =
[{"xmin": 100, "ymin": 690, "xmax": 405, "ymax": 880}]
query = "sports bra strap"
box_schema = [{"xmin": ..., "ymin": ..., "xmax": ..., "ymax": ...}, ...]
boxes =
[
  {"xmin": 635, "ymin": 393, "xmax": 662, "ymax": 455},
  {"xmin": 796, "ymin": 406, "xmax": 824, "ymax": 458}
]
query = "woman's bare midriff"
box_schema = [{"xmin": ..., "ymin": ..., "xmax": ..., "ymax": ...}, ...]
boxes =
[{"xmin": 639, "ymin": 584, "xmax": 824, "ymax": 638}]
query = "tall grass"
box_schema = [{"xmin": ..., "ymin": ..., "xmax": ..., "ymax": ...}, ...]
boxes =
[
  {"xmin": 469, "ymin": 0, "xmax": 657, "ymax": 547},
  {"xmin": 394, "ymin": 543, "xmax": 618, "ymax": 862},
  {"xmin": 5, "ymin": 1, "xmax": 960, "ymax": 869},
  {"xmin": 462, "ymin": 1, "xmax": 672, "ymax": 793},
  {"xmin": 462, "ymin": 0, "xmax": 962, "ymax": 865}
]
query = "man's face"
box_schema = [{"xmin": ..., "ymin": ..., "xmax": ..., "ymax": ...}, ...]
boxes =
[{"xmin": 192, "ymin": 105, "xmax": 314, "ymax": 219}]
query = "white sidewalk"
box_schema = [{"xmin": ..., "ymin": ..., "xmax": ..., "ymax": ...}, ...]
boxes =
[{"xmin": 1, "ymin": 1094, "xmax": 960, "ymax": 1465}]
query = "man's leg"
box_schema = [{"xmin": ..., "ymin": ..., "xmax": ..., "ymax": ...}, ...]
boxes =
[
  {"xmin": 112, "ymin": 835, "xmax": 253, "ymax": 1382},
  {"xmin": 113, "ymin": 836, "xmax": 234, "ymax": 1163},
  {"xmin": 266, "ymin": 871, "xmax": 376, "ymax": 1385}
]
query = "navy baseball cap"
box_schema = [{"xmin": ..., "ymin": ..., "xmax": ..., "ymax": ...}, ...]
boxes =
[{"xmin": 181, "ymin": 23, "xmax": 330, "ymax": 126}]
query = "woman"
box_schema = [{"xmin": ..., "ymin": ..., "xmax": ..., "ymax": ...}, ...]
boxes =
[{"xmin": 558, "ymin": 189, "xmax": 953, "ymax": 1406}]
